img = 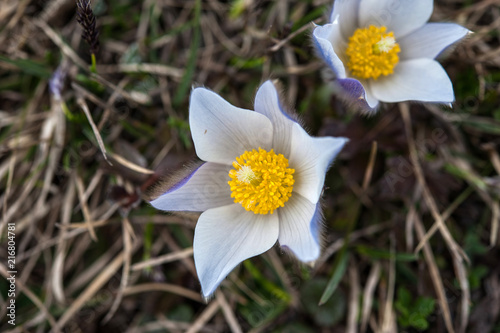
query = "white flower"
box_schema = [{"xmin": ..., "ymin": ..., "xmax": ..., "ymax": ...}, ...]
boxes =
[
  {"xmin": 312, "ymin": 0, "xmax": 471, "ymax": 113},
  {"xmin": 150, "ymin": 81, "xmax": 348, "ymax": 298}
]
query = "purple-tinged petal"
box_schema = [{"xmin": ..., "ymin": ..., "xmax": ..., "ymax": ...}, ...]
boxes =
[
  {"xmin": 371, "ymin": 58, "xmax": 454, "ymax": 103},
  {"xmin": 312, "ymin": 23, "xmax": 347, "ymax": 79},
  {"xmin": 309, "ymin": 201, "xmax": 324, "ymax": 248},
  {"xmin": 194, "ymin": 203, "xmax": 279, "ymax": 298},
  {"xmin": 49, "ymin": 65, "xmax": 67, "ymax": 100},
  {"xmin": 359, "ymin": 0, "xmax": 433, "ymax": 38},
  {"xmin": 289, "ymin": 123, "xmax": 348, "ymax": 204},
  {"xmin": 278, "ymin": 194, "xmax": 321, "ymax": 263},
  {"xmin": 399, "ymin": 23, "xmax": 470, "ymax": 60},
  {"xmin": 190, "ymin": 87, "xmax": 273, "ymax": 165},
  {"xmin": 150, "ymin": 162, "xmax": 233, "ymax": 212},
  {"xmin": 336, "ymin": 78, "xmax": 379, "ymax": 112}
]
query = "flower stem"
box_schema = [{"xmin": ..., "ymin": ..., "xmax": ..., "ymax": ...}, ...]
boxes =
[{"xmin": 90, "ymin": 53, "xmax": 97, "ymax": 73}]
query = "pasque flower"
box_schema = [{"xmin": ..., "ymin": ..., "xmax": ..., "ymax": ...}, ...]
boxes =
[
  {"xmin": 150, "ymin": 81, "xmax": 347, "ymax": 297},
  {"xmin": 312, "ymin": 0, "xmax": 470, "ymax": 112}
]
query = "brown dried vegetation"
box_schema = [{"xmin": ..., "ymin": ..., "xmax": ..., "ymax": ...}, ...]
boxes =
[{"xmin": 0, "ymin": 0, "xmax": 499, "ymax": 332}]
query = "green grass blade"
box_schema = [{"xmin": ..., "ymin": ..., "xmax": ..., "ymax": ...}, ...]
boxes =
[
  {"xmin": 172, "ymin": 0, "xmax": 201, "ymax": 107},
  {"xmin": 319, "ymin": 250, "xmax": 349, "ymax": 305},
  {"xmin": 0, "ymin": 55, "xmax": 51, "ymax": 79}
]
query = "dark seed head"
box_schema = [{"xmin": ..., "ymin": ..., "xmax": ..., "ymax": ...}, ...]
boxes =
[{"xmin": 76, "ymin": 0, "xmax": 100, "ymax": 54}]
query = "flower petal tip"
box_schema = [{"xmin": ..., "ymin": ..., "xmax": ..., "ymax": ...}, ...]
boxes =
[
  {"xmin": 331, "ymin": 136, "xmax": 349, "ymax": 155},
  {"xmin": 338, "ymin": 137, "xmax": 350, "ymax": 146},
  {"xmin": 306, "ymin": 260, "xmax": 317, "ymax": 268},
  {"xmin": 190, "ymin": 85, "xmax": 205, "ymax": 95},
  {"xmin": 194, "ymin": 204, "xmax": 279, "ymax": 302},
  {"xmin": 189, "ymin": 86, "xmax": 274, "ymax": 164},
  {"xmin": 280, "ymin": 244, "xmax": 320, "ymax": 264},
  {"xmin": 198, "ymin": 277, "xmax": 221, "ymax": 301},
  {"xmin": 201, "ymin": 291, "xmax": 215, "ymax": 303}
]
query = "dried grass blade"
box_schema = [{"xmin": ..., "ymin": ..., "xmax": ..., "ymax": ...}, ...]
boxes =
[
  {"xmin": 159, "ymin": 229, "xmax": 197, "ymax": 275},
  {"xmin": 75, "ymin": 175, "xmax": 97, "ymax": 241},
  {"xmin": 5, "ymin": 0, "xmax": 29, "ymax": 30},
  {"xmin": 131, "ymin": 247, "xmax": 194, "ymax": 271},
  {"xmin": 491, "ymin": 201, "xmax": 499, "ymax": 247},
  {"xmin": 83, "ymin": 169, "xmax": 104, "ymax": 202},
  {"xmin": 0, "ymin": 157, "xmax": 43, "ymax": 232},
  {"xmin": 362, "ymin": 141, "xmax": 378, "ymax": 191},
  {"xmin": 0, "ymin": 147, "xmax": 16, "ymax": 234},
  {"xmin": 267, "ymin": 249, "xmax": 299, "ymax": 307},
  {"xmin": 185, "ymin": 300, "xmax": 220, "ymax": 333},
  {"xmin": 399, "ymin": 103, "xmax": 468, "ymax": 262},
  {"xmin": 66, "ymin": 239, "xmax": 122, "ymax": 294},
  {"xmin": 347, "ymin": 262, "xmax": 360, "ymax": 333},
  {"xmin": 123, "ymin": 283, "xmax": 203, "ymax": 303},
  {"xmin": 52, "ymin": 252, "xmax": 125, "ymax": 331},
  {"xmin": 37, "ymin": 95, "xmax": 65, "ymax": 209},
  {"xmin": 33, "ymin": 19, "xmax": 87, "ymax": 69},
  {"xmin": 109, "ymin": 151, "xmax": 154, "ymax": 175},
  {"xmin": 453, "ymin": 253, "xmax": 470, "ymax": 333},
  {"xmin": 315, "ymin": 222, "xmax": 391, "ymax": 272},
  {"xmin": 0, "ymin": 264, "xmax": 58, "ymax": 330},
  {"xmin": 401, "ymin": 103, "xmax": 469, "ymax": 331},
  {"xmin": 52, "ymin": 174, "xmax": 76, "ymax": 303},
  {"xmin": 381, "ymin": 235, "xmax": 396, "ymax": 333},
  {"xmin": 414, "ymin": 213, "xmax": 455, "ymax": 333},
  {"xmin": 405, "ymin": 202, "xmax": 416, "ymax": 252},
  {"xmin": 76, "ymin": 96, "xmax": 110, "ymax": 164},
  {"xmin": 415, "ymin": 187, "xmax": 475, "ymax": 253},
  {"xmin": 62, "ymin": 219, "xmax": 112, "ymax": 229},
  {"xmin": 360, "ymin": 262, "xmax": 381, "ymax": 333},
  {"xmin": 97, "ymin": 63, "xmax": 183, "ymax": 78},
  {"xmin": 216, "ymin": 290, "xmax": 243, "ymax": 333},
  {"xmin": 440, "ymin": 148, "xmax": 499, "ymax": 247},
  {"xmin": 269, "ymin": 23, "xmax": 312, "ymax": 52},
  {"xmin": 102, "ymin": 217, "xmax": 133, "ymax": 323}
]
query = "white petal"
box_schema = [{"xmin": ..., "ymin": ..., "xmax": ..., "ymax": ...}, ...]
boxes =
[
  {"xmin": 150, "ymin": 162, "xmax": 232, "ymax": 212},
  {"xmin": 399, "ymin": 23, "xmax": 470, "ymax": 60},
  {"xmin": 359, "ymin": 0, "xmax": 433, "ymax": 38},
  {"xmin": 330, "ymin": 0, "xmax": 360, "ymax": 39},
  {"xmin": 190, "ymin": 88, "xmax": 273, "ymax": 165},
  {"xmin": 312, "ymin": 24, "xmax": 347, "ymax": 78},
  {"xmin": 194, "ymin": 204, "xmax": 279, "ymax": 297},
  {"xmin": 371, "ymin": 58, "xmax": 454, "ymax": 103},
  {"xmin": 278, "ymin": 194, "xmax": 322, "ymax": 262},
  {"xmin": 364, "ymin": 81, "xmax": 380, "ymax": 109},
  {"xmin": 254, "ymin": 80, "xmax": 296, "ymax": 156},
  {"xmin": 289, "ymin": 123, "xmax": 348, "ymax": 204}
]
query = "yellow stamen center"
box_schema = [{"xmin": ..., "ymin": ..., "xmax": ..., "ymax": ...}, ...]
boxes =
[
  {"xmin": 345, "ymin": 25, "xmax": 401, "ymax": 80},
  {"xmin": 228, "ymin": 148, "xmax": 294, "ymax": 215}
]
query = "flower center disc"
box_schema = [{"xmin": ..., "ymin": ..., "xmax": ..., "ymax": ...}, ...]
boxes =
[
  {"xmin": 345, "ymin": 25, "xmax": 401, "ymax": 80},
  {"xmin": 228, "ymin": 148, "xmax": 295, "ymax": 215}
]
